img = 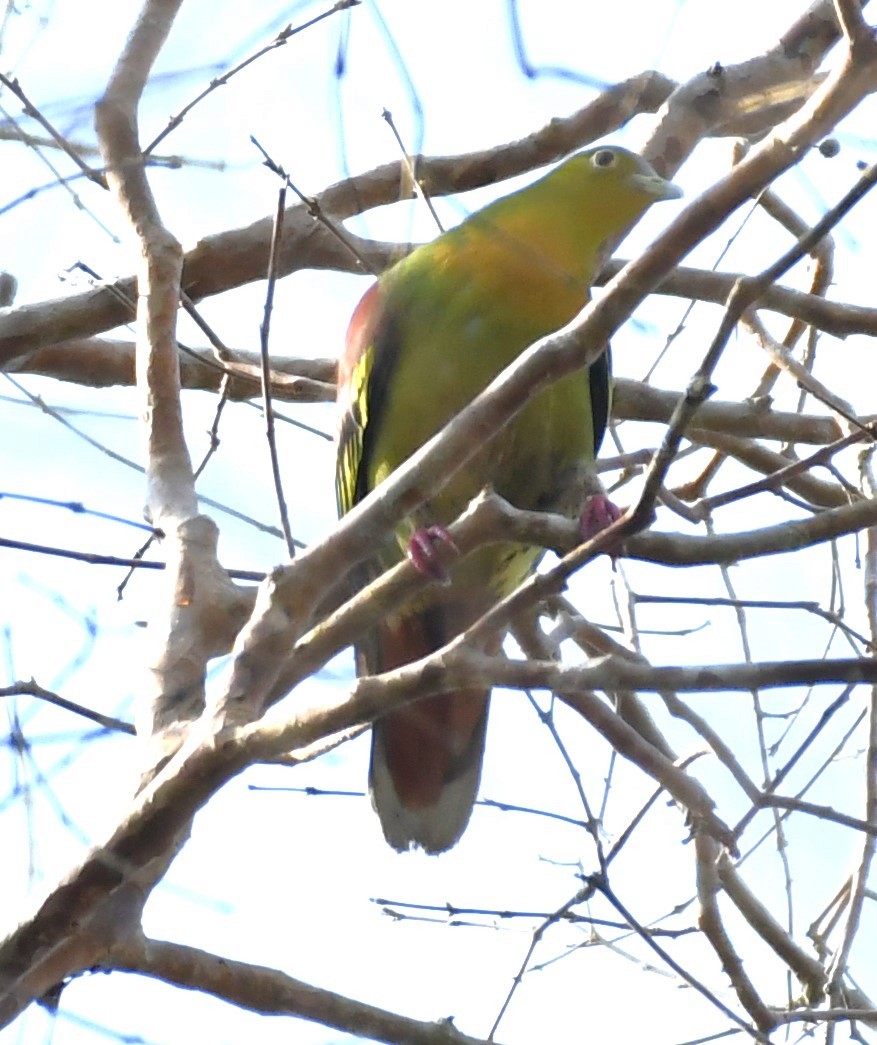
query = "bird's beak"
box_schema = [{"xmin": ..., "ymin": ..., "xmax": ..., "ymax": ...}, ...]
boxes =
[{"xmin": 631, "ymin": 172, "xmax": 683, "ymax": 201}]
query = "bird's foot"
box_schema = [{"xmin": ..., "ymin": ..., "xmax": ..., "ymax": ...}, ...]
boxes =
[
  {"xmin": 580, "ymin": 494, "xmax": 623, "ymax": 554},
  {"xmin": 407, "ymin": 525, "xmax": 458, "ymax": 583}
]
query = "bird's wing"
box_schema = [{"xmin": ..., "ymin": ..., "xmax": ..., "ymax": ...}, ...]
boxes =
[{"xmin": 336, "ymin": 279, "xmax": 404, "ymax": 516}]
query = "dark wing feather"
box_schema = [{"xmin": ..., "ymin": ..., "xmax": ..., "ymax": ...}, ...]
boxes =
[{"xmin": 588, "ymin": 345, "xmax": 611, "ymax": 455}]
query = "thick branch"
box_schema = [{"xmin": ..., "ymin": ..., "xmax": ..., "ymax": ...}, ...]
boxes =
[
  {"xmin": 0, "ymin": 10, "xmax": 861, "ymax": 369},
  {"xmin": 95, "ymin": 0, "xmax": 247, "ymax": 751},
  {"xmin": 109, "ymin": 936, "xmax": 503, "ymax": 1045},
  {"xmin": 0, "ymin": 74, "xmax": 675, "ymax": 365},
  {"xmin": 0, "ymin": 722, "xmax": 250, "ymax": 1027},
  {"xmin": 9, "ymin": 261, "xmax": 877, "ymax": 394}
]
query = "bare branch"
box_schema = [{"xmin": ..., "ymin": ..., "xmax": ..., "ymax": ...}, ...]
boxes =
[
  {"xmin": 109, "ymin": 935, "xmax": 500, "ymax": 1045},
  {"xmin": 94, "ymin": 0, "xmax": 249, "ymax": 757},
  {"xmin": 0, "ymin": 680, "xmax": 135, "ymax": 735},
  {"xmin": 0, "ymin": 72, "xmax": 108, "ymax": 188}
]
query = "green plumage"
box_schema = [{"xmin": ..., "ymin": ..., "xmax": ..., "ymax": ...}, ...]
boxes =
[{"xmin": 336, "ymin": 146, "xmax": 680, "ymax": 852}]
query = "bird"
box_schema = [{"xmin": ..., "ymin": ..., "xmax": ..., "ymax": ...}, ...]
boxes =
[{"xmin": 335, "ymin": 145, "xmax": 680, "ymax": 852}]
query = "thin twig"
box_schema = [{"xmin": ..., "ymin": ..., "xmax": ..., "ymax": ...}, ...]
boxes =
[
  {"xmin": 259, "ymin": 187, "xmax": 296, "ymax": 557},
  {"xmin": 144, "ymin": 1, "xmax": 361, "ymax": 155},
  {"xmin": 382, "ymin": 107, "xmax": 445, "ymax": 232},
  {"xmin": 250, "ymin": 135, "xmax": 375, "ymax": 274},
  {"xmin": 0, "ymin": 681, "xmax": 135, "ymax": 735},
  {"xmin": 0, "ymin": 72, "xmax": 108, "ymax": 188}
]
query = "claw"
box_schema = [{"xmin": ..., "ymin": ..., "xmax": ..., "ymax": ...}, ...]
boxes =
[
  {"xmin": 580, "ymin": 494, "xmax": 623, "ymax": 553},
  {"xmin": 407, "ymin": 525, "xmax": 458, "ymax": 583}
]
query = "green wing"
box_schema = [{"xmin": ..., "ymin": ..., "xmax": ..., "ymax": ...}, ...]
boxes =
[{"xmin": 336, "ymin": 281, "xmax": 401, "ymax": 517}]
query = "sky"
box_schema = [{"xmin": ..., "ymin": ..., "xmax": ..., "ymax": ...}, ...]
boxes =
[{"xmin": 2, "ymin": 1, "xmax": 877, "ymax": 1043}]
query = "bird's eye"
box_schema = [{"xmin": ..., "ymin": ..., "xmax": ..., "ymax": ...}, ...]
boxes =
[{"xmin": 592, "ymin": 149, "xmax": 617, "ymax": 169}]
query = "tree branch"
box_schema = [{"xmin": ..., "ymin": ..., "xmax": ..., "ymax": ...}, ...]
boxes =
[{"xmin": 108, "ymin": 935, "xmax": 504, "ymax": 1045}]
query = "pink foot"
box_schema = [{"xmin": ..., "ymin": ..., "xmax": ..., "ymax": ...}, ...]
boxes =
[
  {"xmin": 407, "ymin": 525, "xmax": 458, "ymax": 582},
  {"xmin": 580, "ymin": 494, "xmax": 623, "ymax": 545}
]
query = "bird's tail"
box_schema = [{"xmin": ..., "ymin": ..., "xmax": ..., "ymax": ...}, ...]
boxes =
[{"xmin": 363, "ymin": 609, "xmax": 490, "ymax": 853}]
